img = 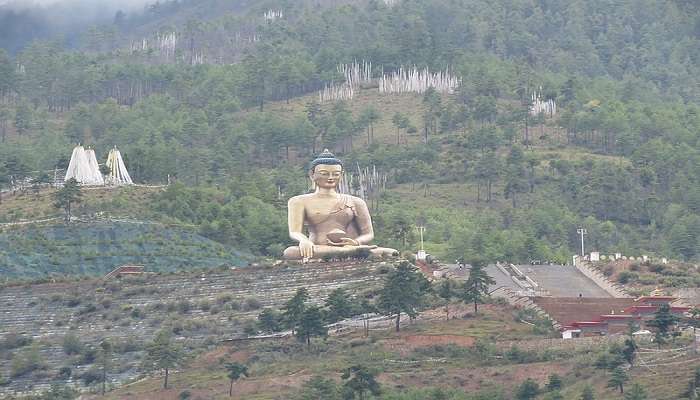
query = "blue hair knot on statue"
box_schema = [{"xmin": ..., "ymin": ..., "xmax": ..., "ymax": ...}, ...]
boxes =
[{"xmin": 309, "ymin": 149, "xmax": 343, "ymax": 171}]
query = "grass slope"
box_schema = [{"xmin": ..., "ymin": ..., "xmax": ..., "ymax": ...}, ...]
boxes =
[
  {"xmin": 0, "ymin": 186, "xmax": 250, "ymax": 280},
  {"xmin": 0, "ymin": 221, "xmax": 248, "ymax": 279}
]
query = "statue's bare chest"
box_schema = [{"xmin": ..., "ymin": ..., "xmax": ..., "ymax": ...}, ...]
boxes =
[{"xmin": 304, "ymin": 197, "xmax": 355, "ymax": 226}]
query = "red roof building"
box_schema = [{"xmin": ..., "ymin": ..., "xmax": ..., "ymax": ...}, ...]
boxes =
[{"xmin": 533, "ymin": 295, "xmax": 690, "ymax": 338}]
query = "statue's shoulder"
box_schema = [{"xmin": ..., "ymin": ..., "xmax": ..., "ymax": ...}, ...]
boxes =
[
  {"xmin": 344, "ymin": 194, "xmax": 368, "ymax": 208},
  {"xmin": 288, "ymin": 193, "xmax": 313, "ymax": 205}
]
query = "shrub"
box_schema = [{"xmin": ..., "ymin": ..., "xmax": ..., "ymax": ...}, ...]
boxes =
[
  {"xmin": 62, "ymin": 334, "xmax": 84, "ymax": 356},
  {"xmin": 56, "ymin": 366, "xmax": 72, "ymax": 380},
  {"xmin": 1, "ymin": 332, "xmax": 33, "ymax": 350},
  {"xmin": 177, "ymin": 299, "xmax": 192, "ymax": 314},
  {"xmin": 515, "ymin": 378, "xmax": 540, "ymax": 400},
  {"xmin": 77, "ymin": 302, "xmax": 98, "ymax": 315},
  {"xmin": 64, "ymin": 296, "xmax": 81, "ymax": 307},
  {"xmin": 113, "ymin": 337, "xmax": 141, "ymax": 354},
  {"xmin": 198, "ymin": 299, "xmax": 211, "ymax": 311},
  {"xmin": 178, "ymin": 390, "xmax": 192, "ymax": 400},
  {"xmin": 100, "ymin": 298, "xmax": 113, "ymax": 309},
  {"xmin": 243, "ymin": 320, "xmax": 258, "ymax": 336},
  {"xmin": 10, "ymin": 345, "xmax": 46, "ymax": 377},
  {"xmin": 216, "ymin": 294, "xmax": 233, "ymax": 304},
  {"xmin": 78, "ymin": 346, "xmax": 97, "ymax": 365},
  {"xmin": 617, "ymin": 271, "xmax": 638, "ymax": 284},
  {"xmin": 638, "ymin": 274, "xmax": 658, "ymax": 285},
  {"xmin": 80, "ymin": 368, "xmax": 103, "ymax": 385},
  {"xmin": 648, "ymin": 264, "xmax": 665, "ymax": 274},
  {"xmin": 131, "ymin": 307, "xmax": 144, "ymax": 319},
  {"xmin": 244, "ymin": 297, "xmax": 262, "ymax": 311}
]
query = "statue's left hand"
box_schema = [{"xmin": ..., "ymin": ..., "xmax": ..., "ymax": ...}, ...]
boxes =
[{"xmin": 327, "ymin": 237, "xmax": 360, "ymax": 247}]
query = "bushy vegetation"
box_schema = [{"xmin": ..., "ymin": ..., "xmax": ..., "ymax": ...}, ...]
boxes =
[{"xmin": 0, "ymin": 0, "xmax": 697, "ymax": 266}]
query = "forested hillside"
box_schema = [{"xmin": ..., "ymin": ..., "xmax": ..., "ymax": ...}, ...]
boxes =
[{"xmin": 1, "ymin": 0, "xmax": 699, "ymax": 267}]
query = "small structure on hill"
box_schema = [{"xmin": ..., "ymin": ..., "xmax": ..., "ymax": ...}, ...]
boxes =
[
  {"xmin": 105, "ymin": 146, "xmax": 133, "ymax": 185},
  {"xmin": 64, "ymin": 145, "xmax": 104, "ymax": 185},
  {"xmin": 534, "ymin": 293, "xmax": 690, "ymax": 338},
  {"xmin": 64, "ymin": 145, "xmax": 133, "ymax": 186},
  {"xmin": 103, "ymin": 265, "xmax": 146, "ymax": 280}
]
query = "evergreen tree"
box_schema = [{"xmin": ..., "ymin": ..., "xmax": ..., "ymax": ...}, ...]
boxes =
[
  {"xmin": 53, "ymin": 178, "xmax": 83, "ymax": 222},
  {"xmin": 546, "ymin": 374, "xmax": 562, "ymax": 391},
  {"xmin": 622, "ymin": 338, "xmax": 638, "ymax": 367},
  {"xmin": 98, "ymin": 339, "xmax": 112, "ymax": 396},
  {"xmin": 377, "ymin": 262, "xmax": 430, "ymax": 332},
  {"xmin": 257, "ymin": 308, "xmax": 281, "ymax": 333},
  {"xmin": 580, "ymin": 384, "xmax": 595, "ymax": 400},
  {"xmin": 325, "ymin": 288, "xmax": 354, "ymax": 324},
  {"xmin": 282, "ymin": 288, "xmax": 308, "ymax": 334},
  {"xmin": 298, "ymin": 375, "xmax": 340, "ymax": 400},
  {"xmin": 608, "ymin": 367, "xmax": 629, "ymax": 394},
  {"xmin": 461, "ymin": 261, "xmax": 496, "ymax": 313},
  {"xmin": 624, "ymin": 383, "xmax": 647, "ymax": 400},
  {"xmin": 436, "ymin": 278, "xmax": 456, "ymax": 320},
  {"xmin": 341, "ymin": 365, "xmax": 381, "ymax": 400},
  {"xmin": 141, "ymin": 330, "xmax": 185, "ymax": 389},
  {"xmin": 647, "ymin": 304, "xmax": 678, "ymax": 347},
  {"xmin": 296, "ymin": 306, "xmax": 327, "ymax": 349},
  {"xmin": 225, "ymin": 362, "xmax": 248, "ymax": 397},
  {"xmin": 515, "ymin": 378, "xmax": 539, "ymax": 400}
]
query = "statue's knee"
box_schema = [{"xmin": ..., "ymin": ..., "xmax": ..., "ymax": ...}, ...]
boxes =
[{"xmin": 283, "ymin": 246, "xmax": 301, "ymax": 259}]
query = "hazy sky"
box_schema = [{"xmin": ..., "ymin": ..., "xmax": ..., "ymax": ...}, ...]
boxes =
[{"xmin": 0, "ymin": 0, "xmax": 151, "ymax": 9}]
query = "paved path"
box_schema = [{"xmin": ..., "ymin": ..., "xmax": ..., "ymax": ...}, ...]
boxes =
[{"xmin": 448, "ymin": 264, "xmax": 611, "ymax": 298}]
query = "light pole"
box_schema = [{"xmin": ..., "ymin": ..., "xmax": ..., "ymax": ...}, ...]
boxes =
[
  {"xmin": 416, "ymin": 226, "xmax": 426, "ymax": 261},
  {"xmin": 417, "ymin": 226, "xmax": 425, "ymax": 252},
  {"xmin": 576, "ymin": 228, "xmax": 587, "ymax": 256}
]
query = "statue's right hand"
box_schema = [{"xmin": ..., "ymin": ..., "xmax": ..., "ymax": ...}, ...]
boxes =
[{"xmin": 299, "ymin": 239, "xmax": 314, "ymax": 259}]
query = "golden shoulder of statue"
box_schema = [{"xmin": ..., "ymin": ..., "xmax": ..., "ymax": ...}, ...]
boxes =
[{"xmin": 283, "ymin": 149, "xmax": 399, "ymax": 261}]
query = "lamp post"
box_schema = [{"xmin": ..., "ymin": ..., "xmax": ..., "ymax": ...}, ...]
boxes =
[
  {"xmin": 416, "ymin": 225, "xmax": 426, "ymax": 261},
  {"xmin": 576, "ymin": 228, "xmax": 587, "ymax": 256}
]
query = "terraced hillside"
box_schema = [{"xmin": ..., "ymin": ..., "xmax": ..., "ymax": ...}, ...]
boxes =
[
  {"xmin": 0, "ymin": 261, "xmax": 385, "ymax": 396},
  {"xmin": 0, "ymin": 221, "xmax": 249, "ymax": 280}
]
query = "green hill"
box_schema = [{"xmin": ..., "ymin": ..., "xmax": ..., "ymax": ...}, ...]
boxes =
[
  {"xmin": 0, "ymin": 0, "xmax": 699, "ymax": 271},
  {"xmin": 0, "ymin": 221, "xmax": 249, "ymax": 280}
]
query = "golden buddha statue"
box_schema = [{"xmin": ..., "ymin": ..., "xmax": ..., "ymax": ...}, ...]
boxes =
[{"xmin": 283, "ymin": 150, "xmax": 399, "ymax": 261}]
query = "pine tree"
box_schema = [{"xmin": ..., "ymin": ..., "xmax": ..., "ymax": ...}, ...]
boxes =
[
  {"xmin": 342, "ymin": 365, "xmax": 381, "ymax": 400},
  {"xmin": 377, "ymin": 262, "xmax": 430, "ymax": 332},
  {"xmin": 437, "ymin": 279, "xmax": 456, "ymax": 320},
  {"xmin": 297, "ymin": 306, "xmax": 328, "ymax": 349},
  {"xmin": 515, "ymin": 378, "xmax": 540, "ymax": 400},
  {"xmin": 53, "ymin": 178, "xmax": 83, "ymax": 222},
  {"xmin": 282, "ymin": 288, "xmax": 308, "ymax": 334},
  {"xmin": 141, "ymin": 330, "xmax": 185, "ymax": 389},
  {"xmin": 225, "ymin": 362, "xmax": 248, "ymax": 397},
  {"xmin": 624, "ymin": 383, "xmax": 647, "ymax": 400},
  {"xmin": 608, "ymin": 367, "xmax": 629, "ymax": 394},
  {"xmin": 648, "ymin": 304, "xmax": 678, "ymax": 348},
  {"xmin": 257, "ymin": 308, "xmax": 281, "ymax": 333},
  {"xmin": 580, "ymin": 384, "xmax": 595, "ymax": 400},
  {"xmin": 461, "ymin": 261, "xmax": 496, "ymax": 313},
  {"xmin": 325, "ymin": 288, "xmax": 354, "ymax": 324}
]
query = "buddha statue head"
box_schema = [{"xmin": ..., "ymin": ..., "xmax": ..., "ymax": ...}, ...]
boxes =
[{"xmin": 309, "ymin": 149, "xmax": 343, "ymax": 190}]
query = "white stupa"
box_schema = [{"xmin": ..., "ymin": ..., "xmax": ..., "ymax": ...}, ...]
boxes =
[
  {"xmin": 105, "ymin": 146, "xmax": 133, "ymax": 185},
  {"xmin": 85, "ymin": 147, "xmax": 105, "ymax": 185},
  {"xmin": 64, "ymin": 145, "xmax": 104, "ymax": 185}
]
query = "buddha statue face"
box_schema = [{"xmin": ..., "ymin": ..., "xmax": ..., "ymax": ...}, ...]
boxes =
[{"xmin": 310, "ymin": 163, "xmax": 342, "ymax": 189}]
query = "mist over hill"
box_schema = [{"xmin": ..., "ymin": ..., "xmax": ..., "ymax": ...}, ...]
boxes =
[{"xmin": 0, "ymin": 0, "xmax": 153, "ymax": 53}]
